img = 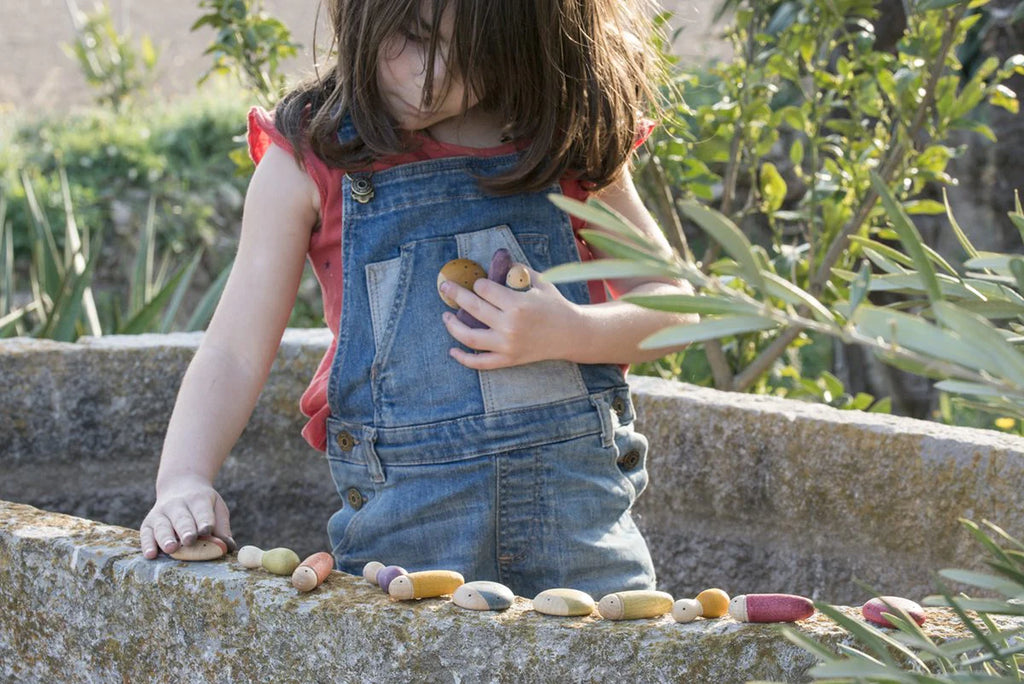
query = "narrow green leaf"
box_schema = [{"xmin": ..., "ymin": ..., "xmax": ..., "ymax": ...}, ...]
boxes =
[
  {"xmin": 0, "ymin": 306, "xmax": 32, "ymax": 331},
  {"xmin": 1011, "ymin": 259, "xmax": 1024, "ymax": 296},
  {"xmin": 932, "ymin": 301, "xmax": 1024, "ymax": 389},
  {"xmin": 577, "ymin": 229, "xmax": 669, "ymax": 264},
  {"xmin": 939, "ymin": 569, "xmax": 1023, "ymax": 597},
  {"xmin": 22, "ymin": 172, "xmax": 63, "ymax": 297},
  {"xmin": 923, "ymin": 243, "xmax": 959, "ymax": 277},
  {"xmin": 903, "ymin": 199, "xmax": 947, "ymax": 215},
  {"xmin": 945, "ymin": 188, "xmax": 980, "ymax": 261},
  {"xmin": 863, "ymin": 273, "xmax": 983, "ymax": 300},
  {"xmin": 852, "ymin": 305, "xmax": 987, "ymax": 373},
  {"xmin": 871, "ymin": 172, "xmax": 942, "ymax": 303},
  {"xmin": 159, "ymin": 252, "xmax": 204, "ymax": 332},
  {"xmin": 862, "ymin": 247, "xmax": 910, "ymax": 275},
  {"xmin": 59, "ymin": 168, "xmax": 100, "ymax": 337},
  {"xmin": 544, "ymin": 259, "xmax": 679, "ymax": 284},
  {"xmin": 761, "ymin": 272, "xmax": 836, "ymax": 323},
  {"xmin": 638, "ymin": 315, "xmax": 779, "ymax": 349},
  {"xmin": 983, "ymin": 519, "xmax": 1024, "ymax": 551},
  {"xmin": 679, "ymin": 200, "xmax": 767, "ymax": 294},
  {"xmin": 950, "ymin": 597, "xmax": 1024, "ymax": 618},
  {"xmin": 848, "ymin": 261, "xmax": 872, "ymax": 315},
  {"xmin": 130, "ymin": 195, "xmax": 157, "ymax": 315},
  {"xmin": 916, "ymin": 0, "xmax": 968, "ymax": 12},
  {"xmin": 548, "ymin": 195, "xmax": 650, "ymax": 249},
  {"xmin": 935, "ymin": 380, "xmax": 1024, "ymax": 400},
  {"xmin": 962, "ymin": 519, "xmax": 1016, "ymax": 568},
  {"xmin": 39, "ymin": 246, "xmax": 100, "ymax": 342},
  {"xmin": 965, "ymin": 252, "xmax": 1019, "ymax": 274},
  {"xmin": 1010, "ymin": 210, "xmax": 1024, "ymax": 245},
  {"xmin": 0, "ymin": 194, "xmax": 12, "ymax": 317},
  {"xmin": 868, "ymin": 397, "xmax": 892, "ymax": 413},
  {"xmin": 850, "ymin": 235, "xmax": 915, "ymax": 268},
  {"xmin": 621, "ymin": 293, "xmax": 762, "ymax": 316},
  {"xmin": 120, "ymin": 253, "xmax": 200, "ymax": 334}
]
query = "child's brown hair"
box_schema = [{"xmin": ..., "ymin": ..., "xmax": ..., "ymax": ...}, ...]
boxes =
[{"xmin": 275, "ymin": 0, "xmax": 661, "ymax": 194}]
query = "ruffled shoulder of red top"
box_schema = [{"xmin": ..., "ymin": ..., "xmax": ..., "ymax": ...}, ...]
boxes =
[
  {"xmin": 247, "ymin": 107, "xmax": 292, "ymax": 164},
  {"xmin": 246, "ymin": 106, "xmax": 332, "ymax": 201}
]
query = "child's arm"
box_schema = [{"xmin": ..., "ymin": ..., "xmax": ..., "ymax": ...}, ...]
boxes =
[
  {"xmin": 440, "ymin": 170, "xmax": 697, "ymax": 369},
  {"xmin": 139, "ymin": 144, "xmax": 319, "ymax": 559}
]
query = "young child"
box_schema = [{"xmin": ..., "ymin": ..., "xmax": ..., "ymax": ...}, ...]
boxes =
[{"xmin": 139, "ymin": 0, "xmax": 694, "ymax": 597}]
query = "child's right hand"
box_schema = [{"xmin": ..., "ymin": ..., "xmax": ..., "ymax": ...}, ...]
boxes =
[{"xmin": 139, "ymin": 475, "xmax": 235, "ymax": 560}]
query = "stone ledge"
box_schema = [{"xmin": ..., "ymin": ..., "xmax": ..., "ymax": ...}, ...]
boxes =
[
  {"xmin": 1, "ymin": 499, "xmax": 987, "ymax": 684},
  {"xmin": 3, "ymin": 333, "xmax": 1024, "ymax": 605}
]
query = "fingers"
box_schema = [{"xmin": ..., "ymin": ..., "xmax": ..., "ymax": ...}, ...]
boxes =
[
  {"xmin": 164, "ymin": 499, "xmax": 199, "ymax": 548},
  {"xmin": 443, "ymin": 310, "xmax": 497, "ymax": 351},
  {"xmin": 139, "ymin": 518, "xmax": 164, "ymax": 560},
  {"xmin": 139, "ymin": 489, "xmax": 234, "ymax": 559},
  {"xmin": 439, "ymin": 279, "xmax": 504, "ymax": 327},
  {"xmin": 212, "ymin": 494, "xmax": 236, "ymax": 552},
  {"xmin": 447, "ymin": 346, "xmax": 511, "ymax": 370},
  {"xmin": 140, "ymin": 511, "xmax": 180, "ymax": 559}
]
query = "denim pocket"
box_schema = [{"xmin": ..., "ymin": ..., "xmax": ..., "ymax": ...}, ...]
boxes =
[{"xmin": 362, "ymin": 224, "xmax": 588, "ymax": 426}]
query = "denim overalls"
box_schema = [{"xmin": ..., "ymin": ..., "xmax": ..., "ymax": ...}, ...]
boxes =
[{"xmin": 324, "ymin": 150, "xmax": 656, "ymax": 597}]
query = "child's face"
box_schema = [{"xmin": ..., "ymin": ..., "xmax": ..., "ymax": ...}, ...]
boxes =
[{"xmin": 377, "ymin": 2, "xmax": 477, "ymax": 132}]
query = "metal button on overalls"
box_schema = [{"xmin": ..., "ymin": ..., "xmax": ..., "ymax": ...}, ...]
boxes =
[
  {"xmin": 337, "ymin": 430, "xmax": 357, "ymax": 451},
  {"xmin": 618, "ymin": 449, "xmax": 641, "ymax": 470},
  {"xmin": 349, "ymin": 173, "xmax": 375, "ymax": 204},
  {"xmin": 346, "ymin": 488, "xmax": 366, "ymax": 510}
]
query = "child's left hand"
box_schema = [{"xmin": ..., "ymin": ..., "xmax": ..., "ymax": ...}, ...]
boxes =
[{"xmin": 440, "ymin": 269, "xmax": 577, "ymax": 369}]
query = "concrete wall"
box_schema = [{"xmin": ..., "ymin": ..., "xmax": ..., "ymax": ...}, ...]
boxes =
[
  {"xmin": 3, "ymin": 331, "xmax": 1024, "ymax": 608},
  {"xmin": 0, "ymin": 498, "xmax": 984, "ymax": 684}
]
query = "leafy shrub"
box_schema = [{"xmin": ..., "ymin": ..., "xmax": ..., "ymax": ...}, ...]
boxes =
[
  {"xmin": 1, "ymin": 83, "xmax": 250, "ymax": 338},
  {"xmin": 633, "ymin": 0, "xmax": 1023, "ymax": 421},
  {"xmin": 63, "ymin": 0, "xmax": 159, "ymax": 112},
  {"xmin": 192, "ymin": 0, "xmax": 300, "ymax": 108},
  {"xmin": 0, "ymin": 83, "xmax": 249, "ymax": 273}
]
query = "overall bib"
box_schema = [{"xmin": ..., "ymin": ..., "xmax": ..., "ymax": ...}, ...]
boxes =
[{"xmin": 324, "ymin": 152, "xmax": 655, "ymax": 597}]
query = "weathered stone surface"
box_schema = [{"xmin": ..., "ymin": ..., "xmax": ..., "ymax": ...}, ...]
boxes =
[
  {"xmin": 7, "ymin": 500, "xmax": 993, "ymax": 684},
  {"xmin": 630, "ymin": 375, "xmax": 1024, "ymax": 603},
  {"xmin": 0, "ymin": 330, "xmax": 337, "ymax": 559},
  {"xmin": 3, "ymin": 334, "xmax": 1024, "ymax": 607}
]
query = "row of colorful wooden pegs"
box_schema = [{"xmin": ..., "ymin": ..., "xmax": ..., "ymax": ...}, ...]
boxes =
[
  {"xmin": 360, "ymin": 560, "xmax": 817, "ymax": 622},
  {"xmin": 170, "ymin": 538, "xmax": 927, "ymax": 626}
]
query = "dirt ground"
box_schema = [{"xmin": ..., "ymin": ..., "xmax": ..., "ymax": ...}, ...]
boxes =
[{"xmin": 0, "ymin": 0, "xmax": 730, "ymax": 113}]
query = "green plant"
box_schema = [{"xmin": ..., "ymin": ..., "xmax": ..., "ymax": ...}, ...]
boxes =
[
  {"xmin": 546, "ymin": 175, "xmax": 1024, "ymax": 422},
  {"xmin": 635, "ymin": 0, "xmax": 1022, "ymax": 409},
  {"xmin": 0, "ymin": 87, "xmax": 248, "ymax": 267},
  {"xmin": 192, "ymin": 0, "xmax": 300, "ymax": 108},
  {"xmin": 0, "ymin": 171, "xmax": 225, "ymax": 341},
  {"xmin": 776, "ymin": 520, "xmax": 1024, "ymax": 681},
  {"xmin": 544, "ymin": 183, "xmax": 1024, "ymax": 684},
  {"xmin": 63, "ymin": 0, "xmax": 159, "ymax": 112}
]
